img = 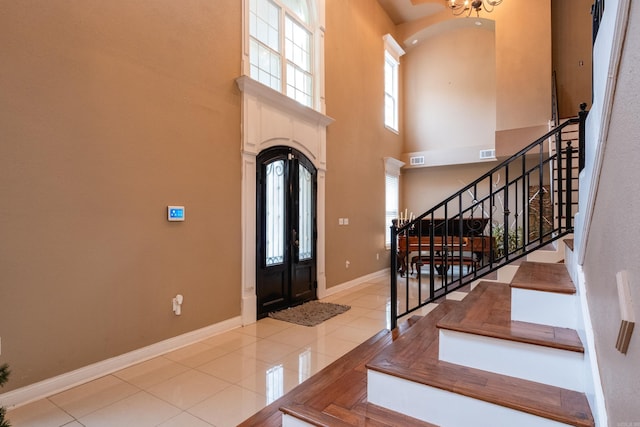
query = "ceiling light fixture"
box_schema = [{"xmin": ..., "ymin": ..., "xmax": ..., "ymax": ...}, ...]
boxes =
[{"xmin": 446, "ymin": 0, "xmax": 503, "ymax": 17}]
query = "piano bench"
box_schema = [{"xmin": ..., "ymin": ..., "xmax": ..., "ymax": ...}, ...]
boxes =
[{"xmin": 411, "ymin": 255, "xmax": 478, "ymax": 275}]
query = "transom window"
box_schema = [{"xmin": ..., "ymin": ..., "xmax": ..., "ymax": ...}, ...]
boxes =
[{"xmin": 249, "ymin": 0, "xmax": 313, "ymax": 107}]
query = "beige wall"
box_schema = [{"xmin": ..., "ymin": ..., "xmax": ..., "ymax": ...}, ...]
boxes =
[
  {"xmin": 0, "ymin": 1, "xmax": 242, "ymax": 390},
  {"xmin": 402, "ymin": 156, "xmax": 549, "ymax": 220},
  {"xmin": 399, "ymin": 0, "xmax": 552, "ymax": 153},
  {"xmin": 493, "ymin": 1, "xmax": 551, "ymax": 132},
  {"xmin": 402, "ymin": 162, "xmax": 496, "ymax": 216},
  {"xmin": 403, "ymin": 21, "xmax": 496, "ymax": 164},
  {"xmin": 400, "ymin": 2, "xmax": 553, "ymax": 224},
  {"xmin": 0, "ymin": 0, "xmax": 401, "ymax": 394},
  {"xmin": 552, "ymin": 0, "xmax": 593, "ymax": 119},
  {"xmin": 324, "ymin": 0, "xmax": 403, "ymax": 287}
]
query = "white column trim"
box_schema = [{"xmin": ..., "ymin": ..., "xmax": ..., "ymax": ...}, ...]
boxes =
[
  {"xmin": 384, "ymin": 156, "xmax": 405, "ymax": 176},
  {"xmin": 237, "ymin": 76, "xmax": 333, "ymax": 325}
]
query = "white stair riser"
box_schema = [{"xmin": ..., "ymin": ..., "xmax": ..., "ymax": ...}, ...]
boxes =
[
  {"xmin": 511, "ymin": 288, "xmax": 578, "ymax": 329},
  {"xmin": 526, "ymin": 248, "xmax": 564, "ymax": 263},
  {"xmin": 439, "ymin": 329, "xmax": 585, "ymax": 392},
  {"xmin": 367, "ymin": 370, "xmax": 571, "ymax": 427},
  {"xmin": 282, "ymin": 413, "xmax": 314, "ymax": 427}
]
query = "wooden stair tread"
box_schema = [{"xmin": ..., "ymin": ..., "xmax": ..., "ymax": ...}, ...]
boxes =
[
  {"xmin": 239, "ymin": 318, "xmax": 431, "ymax": 427},
  {"xmin": 367, "ymin": 298, "xmax": 594, "ymax": 427},
  {"xmin": 510, "ymin": 261, "xmax": 576, "ymax": 294},
  {"xmin": 393, "ymin": 315, "xmax": 422, "ymax": 338},
  {"xmin": 565, "ymin": 239, "xmax": 575, "ymax": 250},
  {"xmin": 368, "ymin": 359, "xmax": 594, "ymax": 427},
  {"xmin": 282, "ymin": 401, "xmax": 438, "ymax": 427},
  {"xmin": 437, "ymin": 281, "xmax": 584, "ymax": 352}
]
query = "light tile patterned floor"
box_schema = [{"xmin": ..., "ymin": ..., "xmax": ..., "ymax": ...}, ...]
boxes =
[{"xmin": 7, "ymin": 275, "xmax": 418, "ymax": 427}]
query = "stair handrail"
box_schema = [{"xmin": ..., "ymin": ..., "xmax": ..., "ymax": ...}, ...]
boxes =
[{"xmin": 390, "ymin": 107, "xmax": 588, "ymax": 329}]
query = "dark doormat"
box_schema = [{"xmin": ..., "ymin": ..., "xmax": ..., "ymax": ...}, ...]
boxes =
[{"xmin": 268, "ymin": 301, "xmax": 351, "ymax": 327}]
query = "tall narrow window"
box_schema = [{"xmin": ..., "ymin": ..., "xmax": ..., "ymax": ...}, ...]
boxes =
[
  {"xmin": 384, "ymin": 52, "xmax": 399, "ymax": 131},
  {"xmin": 384, "ymin": 157, "xmax": 405, "ymax": 248},
  {"xmin": 249, "ymin": 0, "xmax": 314, "ymax": 107},
  {"xmin": 385, "ymin": 173, "xmax": 399, "ymax": 248},
  {"xmin": 383, "ymin": 34, "xmax": 405, "ymax": 133}
]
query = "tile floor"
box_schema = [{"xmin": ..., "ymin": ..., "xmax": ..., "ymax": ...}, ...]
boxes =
[{"xmin": 8, "ymin": 274, "xmax": 439, "ymax": 427}]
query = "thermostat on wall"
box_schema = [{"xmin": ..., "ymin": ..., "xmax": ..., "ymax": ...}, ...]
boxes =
[{"xmin": 167, "ymin": 206, "xmax": 185, "ymax": 221}]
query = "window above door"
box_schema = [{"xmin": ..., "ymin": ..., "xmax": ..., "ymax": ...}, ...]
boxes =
[{"xmin": 247, "ymin": 0, "xmax": 318, "ymax": 109}]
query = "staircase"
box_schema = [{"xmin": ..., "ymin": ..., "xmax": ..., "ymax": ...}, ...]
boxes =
[
  {"xmin": 239, "ymin": 110, "xmax": 593, "ymax": 426},
  {"xmin": 390, "ymin": 109, "xmax": 587, "ymax": 331},
  {"xmin": 240, "ymin": 246, "xmax": 596, "ymax": 426}
]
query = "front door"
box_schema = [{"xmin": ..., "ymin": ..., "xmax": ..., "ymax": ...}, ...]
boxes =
[{"xmin": 256, "ymin": 146, "xmax": 317, "ymax": 319}]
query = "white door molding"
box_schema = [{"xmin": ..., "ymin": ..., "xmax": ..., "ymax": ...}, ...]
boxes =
[{"xmin": 236, "ymin": 76, "xmax": 333, "ymax": 324}]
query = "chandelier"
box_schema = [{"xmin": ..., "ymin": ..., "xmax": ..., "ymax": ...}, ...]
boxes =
[{"xmin": 446, "ymin": 0, "xmax": 503, "ymax": 17}]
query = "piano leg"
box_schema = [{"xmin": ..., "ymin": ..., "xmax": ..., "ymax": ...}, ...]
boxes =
[{"xmin": 435, "ymin": 263, "xmax": 449, "ymax": 276}]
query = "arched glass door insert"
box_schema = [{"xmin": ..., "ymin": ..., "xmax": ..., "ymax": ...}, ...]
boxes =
[{"xmin": 256, "ymin": 146, "xmax": 317, "ymax": 318}]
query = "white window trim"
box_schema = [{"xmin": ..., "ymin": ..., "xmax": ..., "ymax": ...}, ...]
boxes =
[
  {"xmin": 383, "ymin": 34, "xmax": 405, "ymax": 63},
  {"xmin": 384, "ymin": 157, "xmax": 405, "ymax": 249},
  {"xmin": 383, "ymin": 34, "xmax": 405, "ymax": 133},
  {"xmin": 237, "ymin": 0, "xmax": 332, "ymax": 323}
]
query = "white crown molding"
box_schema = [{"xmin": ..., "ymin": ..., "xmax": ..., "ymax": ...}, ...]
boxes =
[
  {"xmin": 383, "ymin": 34, "xmax": 406, "ymax": 61},
  {"xmin": 384, "ymin": 157, "xmax": 405, "ymax": 176},
  {"xmin": 236, "ymin": 76, "xmax": 334, "ymax": 127}
]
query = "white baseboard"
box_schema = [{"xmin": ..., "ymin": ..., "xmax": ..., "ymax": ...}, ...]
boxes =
[
  {"xmin": 566, "ymin": 246, "xmax": 608, "ymax": 426},
  {"xmin": 0, "ymin": 316, "xmax": 242, "ymax": 410},
  {"xmin": 319, "ymin": 268, "xmax": 390, "ymax": 299}
]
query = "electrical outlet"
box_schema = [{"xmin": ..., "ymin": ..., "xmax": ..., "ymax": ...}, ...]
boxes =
[{"xmin": 345, "ymin": 260, "xmax": 350, "ymax": 269}]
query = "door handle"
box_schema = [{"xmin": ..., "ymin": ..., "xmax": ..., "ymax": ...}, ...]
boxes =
[{"xmin": 292, "ymin": 229, "xmax": 299, "ymax": 247}]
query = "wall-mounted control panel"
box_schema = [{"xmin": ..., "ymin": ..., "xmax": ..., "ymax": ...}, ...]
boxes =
[{"xmin": 168, "ymin": 206, "xmax": 185, "ymax": 221}]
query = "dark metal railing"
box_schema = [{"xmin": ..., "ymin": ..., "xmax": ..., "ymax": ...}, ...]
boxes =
[
  {"xmin": 552, "ymin": 70, "xmax": 559, "ymax": 127},
  {"xmin": 592, "ymin": 0, "xmax": 605, "ymax": 45},
  {"xmin": 390, "ymin": 108, "xmax": 588, "ymax": 330}
]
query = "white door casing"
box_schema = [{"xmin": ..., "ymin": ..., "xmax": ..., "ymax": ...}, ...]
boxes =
[{"xmin": 237, "ymin": 76, "xmax": 333, "ymax": 324}]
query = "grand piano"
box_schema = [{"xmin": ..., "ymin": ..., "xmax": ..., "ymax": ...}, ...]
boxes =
[{"xmin": 397, "ymin": 217, "xmax": 495, "ymax": 276}]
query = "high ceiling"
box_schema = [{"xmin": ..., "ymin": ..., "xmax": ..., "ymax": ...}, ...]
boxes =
[{"xmin": 376, "ymin": 0, "xmax": 445, "ymax": 25}]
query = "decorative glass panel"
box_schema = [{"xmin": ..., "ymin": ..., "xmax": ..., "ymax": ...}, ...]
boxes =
[
  {"xmin": 265, "ymin": 160, "xmax": 285, "ymax": 266},
  {"xmin": 298, "ymin": 163, "xmax": 313, "ymax": 260}
]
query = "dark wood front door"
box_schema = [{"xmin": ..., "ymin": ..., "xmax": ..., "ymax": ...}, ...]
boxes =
[{"xmin": 256, "ymin": 147, "xmax": 317, "ymax": 319}]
